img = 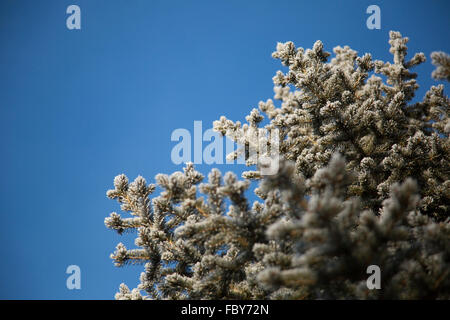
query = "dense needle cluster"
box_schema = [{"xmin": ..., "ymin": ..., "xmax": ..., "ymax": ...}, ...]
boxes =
[{"xmin": 105, "ymin": 31, "xmax": 449, "ymax": 299}]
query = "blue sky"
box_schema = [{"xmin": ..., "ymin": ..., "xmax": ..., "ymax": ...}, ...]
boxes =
[{"xmin": 0, "ymin": 0, "xmax": 448, "ymax": 299}]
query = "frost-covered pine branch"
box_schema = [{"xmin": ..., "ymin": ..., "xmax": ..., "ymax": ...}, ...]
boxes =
[
  {"xmin": 105, "ymin": 31, "xmax": 449, "ymax": 300},
  {"xmin": 431, "ymin": 51, "xmax": 450, "ymax": 82}
]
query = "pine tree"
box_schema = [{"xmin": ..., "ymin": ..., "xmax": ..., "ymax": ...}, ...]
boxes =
[{"xmin": 105, "ymin": 31, "xmax": 449, "ymax": 300}]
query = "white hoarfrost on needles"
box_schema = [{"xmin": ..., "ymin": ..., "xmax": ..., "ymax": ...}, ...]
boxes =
[{"xmin": 105, "ymin": 31, "xmax": 449, "ymax": 300}]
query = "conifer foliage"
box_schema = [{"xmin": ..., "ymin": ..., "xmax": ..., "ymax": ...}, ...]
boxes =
[{"xmin": 105, "ymin": 32, "xmax": 449, "ymax": 299}]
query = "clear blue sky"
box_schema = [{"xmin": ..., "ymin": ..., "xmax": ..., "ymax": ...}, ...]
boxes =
[{"xmin": 0, "ymin": 0, "xmax": 448, "ymax": 299}]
